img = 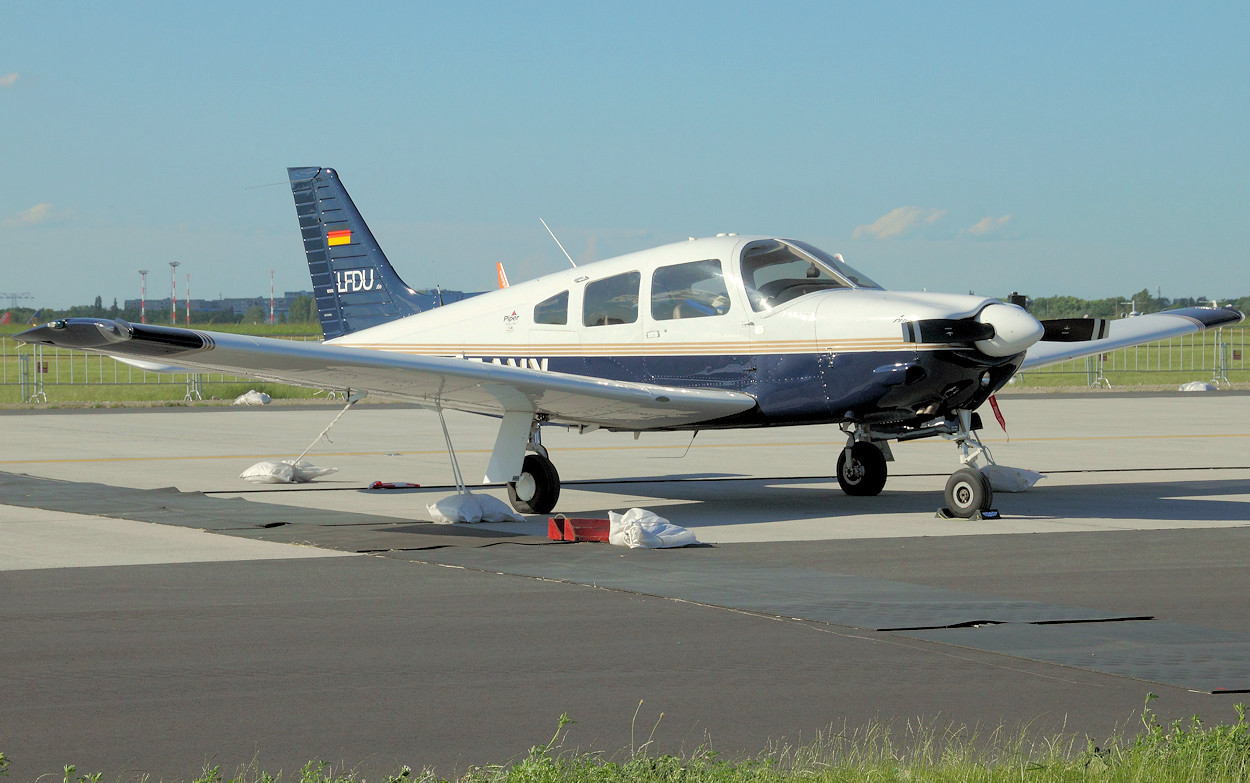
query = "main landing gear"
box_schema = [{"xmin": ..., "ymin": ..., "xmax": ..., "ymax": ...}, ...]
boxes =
[
  {"xmin": 836, "ymin": 441, "xmax": 888, "ymax": 496},
  {"xmin": 504, "ymin": 416, "xmax": 561, "ymax": 515},
  {"xmin": 433, "ymin": 409, "xmax": 563, "ymax": 516},
  {"xmin": 837, "ymin": 411, "xmax": 999, "ymax": 519},
  {"xmin": 508, "ymin": 452, "xmax": 561, "ymax": 514}
]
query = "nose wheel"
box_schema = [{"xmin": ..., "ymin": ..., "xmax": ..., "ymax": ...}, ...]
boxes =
[{"xmin": 942, "ymin": 467, "xmax": 994, "ymax": 518}]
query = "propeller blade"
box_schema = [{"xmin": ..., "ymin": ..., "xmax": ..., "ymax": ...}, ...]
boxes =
[
  {"xmin": 903, "ymin": 318, "xmax": 995, "ymax": 345},
  {"xmin": 1040, "ymin": 318, "xmax": 1109, "ymax": 342}
]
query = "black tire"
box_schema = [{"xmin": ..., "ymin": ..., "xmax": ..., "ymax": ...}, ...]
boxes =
[
  {"xmin": 836, "ymin": 442, "xmax": 888, "ymax": 496},
  {"xmin": 507, "ymin": 454, "xmax": 561, "ymax": 514},
  {"xmin": 944, "ymin": 467, "xmax": 993, "ymax": 518}
]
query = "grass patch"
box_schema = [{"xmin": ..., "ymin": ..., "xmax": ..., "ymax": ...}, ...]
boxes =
[{"xmin": 7, "ymin": 699, "xmax": 1250, "ymax": 783}]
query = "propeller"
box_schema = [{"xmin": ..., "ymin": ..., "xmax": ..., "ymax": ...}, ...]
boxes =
[
  {"xmin": 902, "ymin": 319, "xmax": 995, "ymax": 345},
  {"xmin": 903, "ymin": 303, "xmax": 1044, "ymax": 357},
  {"xmin": 1007, "ymin": 292, "xmax": 1110, "ymax": 343},
  {"xmin": 1039, "ymin": 317, "xmax": 1109, "ymax": 342}
]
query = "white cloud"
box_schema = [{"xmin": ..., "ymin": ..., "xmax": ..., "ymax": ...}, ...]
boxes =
[
  {"xmin": 0, "ymin": 72, "xmax": 17, "ymax": 88},
  {"xmin": 852, "ymin": 206, "xmax": 947, "ymax": 240},
  {"xmin": 962, "ymin": 214, "xmax": 1014, "ymax": 238},
  {"xmin": 3, "ymin": 203, "xmax": 71, "ymax": 227}
]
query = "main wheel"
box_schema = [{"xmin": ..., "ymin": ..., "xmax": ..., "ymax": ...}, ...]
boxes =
[
  {"xmin": 944, "ymin": 467, "xmax": 993, "ymax": 518},
  {"xmin": 836, "ymin": 442, "xmax": 888, "ymax": 496},
  {"xmin": 507, "ymin": 453, "xmax": 561, "ymax": 514}
]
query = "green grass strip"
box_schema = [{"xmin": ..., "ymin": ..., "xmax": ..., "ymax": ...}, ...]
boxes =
[{"xmin": 6, "ymin": 699, "xmax": 1249, "ymax": 783}]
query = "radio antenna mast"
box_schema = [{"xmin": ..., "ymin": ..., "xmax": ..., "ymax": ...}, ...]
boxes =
[{"xmin": 539, "ymin": 218, "xmax": 577, "ymax": 268}]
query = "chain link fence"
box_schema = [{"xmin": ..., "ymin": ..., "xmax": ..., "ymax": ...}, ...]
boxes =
[{"xmin": 1013, "ymin": 327, "xmax": 1246, "ymax": 388}]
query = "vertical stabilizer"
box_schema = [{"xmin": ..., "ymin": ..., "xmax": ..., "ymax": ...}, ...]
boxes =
[{"xmin": 287, "ymin": 167, "xmax": 425, "ymax": 339}]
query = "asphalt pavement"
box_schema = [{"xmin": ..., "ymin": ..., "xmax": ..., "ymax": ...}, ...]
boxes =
[{"xmin": 2, "ymin": 392, "xmax": 1248, "ymax": 780}]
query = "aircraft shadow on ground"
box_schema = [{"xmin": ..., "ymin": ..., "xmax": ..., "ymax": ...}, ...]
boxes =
[{"xmin": 549, "ymin": 474, "xmax": 1250, "ymax": 527}]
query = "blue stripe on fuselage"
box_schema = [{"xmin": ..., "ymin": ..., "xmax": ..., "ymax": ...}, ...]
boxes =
[{"xmin": 509, "ymin": 349, "xmax": 1020, "ymax": 427}]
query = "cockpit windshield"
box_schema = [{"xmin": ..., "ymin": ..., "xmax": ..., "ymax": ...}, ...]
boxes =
[
  {"xmin": 739, "ymin": 239, "xmax": 881, "ymax": 312},
  {"xmin": 787, "ymin": 240, "xmax": 882, "ymax": 290}
]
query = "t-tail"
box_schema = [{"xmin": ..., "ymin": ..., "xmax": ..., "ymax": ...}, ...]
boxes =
[{"xmin": 288, "ymin": 166, "xmax": 427, "ymax": 339}]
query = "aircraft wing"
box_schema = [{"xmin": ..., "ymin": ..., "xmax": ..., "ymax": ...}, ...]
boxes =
[
  {"xmin": 17, "ymin": 319, "xmax": 758, "ymax": 429},
  {"xmin": 1021, "ymin": 306, "xmax": 1244, "ymax": 371}
]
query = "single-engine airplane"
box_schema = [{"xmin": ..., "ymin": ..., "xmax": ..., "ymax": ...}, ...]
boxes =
[{"xmin": 19, "ymin": 167, "xmax": 1244, "ymax": 517}]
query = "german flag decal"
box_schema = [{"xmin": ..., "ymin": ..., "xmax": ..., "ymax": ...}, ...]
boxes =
[{"xmin": 327, "ymin": 228, "xmax": 352, "ymax": 246}]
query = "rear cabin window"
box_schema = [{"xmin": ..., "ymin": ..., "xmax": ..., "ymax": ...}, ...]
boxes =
[
  {"xmin": 650, "ymin": 259, "xmax": 731, "ymax": 320},
  {"xmin": 740, "ymin": 240, "xmax": 850, "ymax": 312},
  {"xmin": 582, "ymin": 271, "xmax": 640, "ymax": 326},
  {"xmin": 534, "ymin": 290, "xmax": 568, "ymax": 325}
]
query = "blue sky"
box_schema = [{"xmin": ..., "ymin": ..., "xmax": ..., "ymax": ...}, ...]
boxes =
[{"xmin": 3, "ymin": 2, "xmax": 1248, "ymax": 309}]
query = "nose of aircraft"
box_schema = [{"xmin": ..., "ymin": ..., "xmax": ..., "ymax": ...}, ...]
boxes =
[{"xmin": 974, "ymin": 303, "xmax": 1044, "ymax": 357}]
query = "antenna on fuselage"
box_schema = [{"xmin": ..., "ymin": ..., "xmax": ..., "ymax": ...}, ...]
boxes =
[{"xmin": 539, "ymin": 218, "xmax": 577, "ymax": 269}]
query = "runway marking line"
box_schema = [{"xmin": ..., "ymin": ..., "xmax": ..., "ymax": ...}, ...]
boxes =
[{"xmin": 1, "ymin": 432, "xmax": 1247, "ymax": 466}]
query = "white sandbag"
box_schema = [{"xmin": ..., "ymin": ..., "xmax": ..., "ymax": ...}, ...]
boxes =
[
  {"xmin": 1178, "ymin": 381, "xmax": 1215, "ymax": 392},
  {"xmin": 979, "ymin": 464, "xmax": 1045, "ymax": 493},
  {"xmin": 240, "ymin": 460, "xmax": 295, "ymax": 484},
  {"xmin": 427, "ymin": 492, "xmax": 524, "ymax": 524},
  {"xmin": 476, "ymin": 494, "xmax": 525, "ymax": 523},
  {"xmin": 427, "ymin": 492, "xmax": 483, "ymax": 524},
  {"xmin": 285, "ymin": 459, "xmax": 338, "ymax": 482},
  {"xmin": 240, "ymin": 458, "xmax": 338, "ymax": 484},
  {"xmin": 232, "ymin": 389, "xmax": 271, "ymax": 405},
  {"xmin": 608, "ymin": 508, "xmax": 700, "ymax": 549}
]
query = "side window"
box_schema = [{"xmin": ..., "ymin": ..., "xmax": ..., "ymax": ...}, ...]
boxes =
[
  {"xmin": 534, "ymin": 290, "xmax": 568, "ymax": 325},
  {"xmin": 651, "ymin": 259, "xmax": 731, "ymax": 320},
  {"xmin": 583, "ymin": 271, "xmax": 640, "ymax": 327}
]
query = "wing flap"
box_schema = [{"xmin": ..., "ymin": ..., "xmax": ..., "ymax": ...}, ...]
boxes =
[
  {"xmin": 1021, "ymin": 306, "xmax": 1244, "ymax": 371},
  {"xmin": 17, "ymin": 319, "xmax": 757, "ymax": 429}
]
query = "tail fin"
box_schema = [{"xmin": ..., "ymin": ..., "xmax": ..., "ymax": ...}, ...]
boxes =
[
  {"xmin": 497, "ymin": 262, "xmax": 510, "ymax": 289},
  {"xmin": 287, "ymin": 167, "xmax": 426, "ymax": 339}
]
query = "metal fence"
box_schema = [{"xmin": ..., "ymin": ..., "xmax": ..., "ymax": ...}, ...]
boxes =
[{"xmin": 1014, "ymin": 327, "xmax": 1247, "ymax": 388}]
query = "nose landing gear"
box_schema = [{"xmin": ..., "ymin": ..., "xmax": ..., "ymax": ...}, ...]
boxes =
[{"xmin": 938, "ymin": 410, "xmax": 1000, "ymax": 520}]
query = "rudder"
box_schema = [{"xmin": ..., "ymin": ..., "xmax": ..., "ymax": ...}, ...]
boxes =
[{"xmin": 288, "ymin": 166, "xmax": 426, "ymax": 339}]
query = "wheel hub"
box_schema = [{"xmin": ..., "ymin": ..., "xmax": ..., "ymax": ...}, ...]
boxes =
[{"xmin": 514, "ymin": 473, "xmax": 537, "ymax": 502}]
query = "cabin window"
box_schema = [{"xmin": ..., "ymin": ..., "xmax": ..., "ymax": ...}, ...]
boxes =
[
  {"xmin": 534, "ymin": 290, "xmax": 568, "ymax": 325},
  {"xmin": 651, "ymin": 259, "xmax": 731, "ymax": 320},
  {"xmin": 583, "ymin": 271, "xmax": 640, "ymax": 326},
  {"xmin": 740, "ymin": 240, "xmax": 850, "ymax": 312}
]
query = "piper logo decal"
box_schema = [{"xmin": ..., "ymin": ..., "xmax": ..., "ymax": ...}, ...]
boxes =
[{"xmin": 335, "ymin": 269, "xmax": 377, "ymax": 293}]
